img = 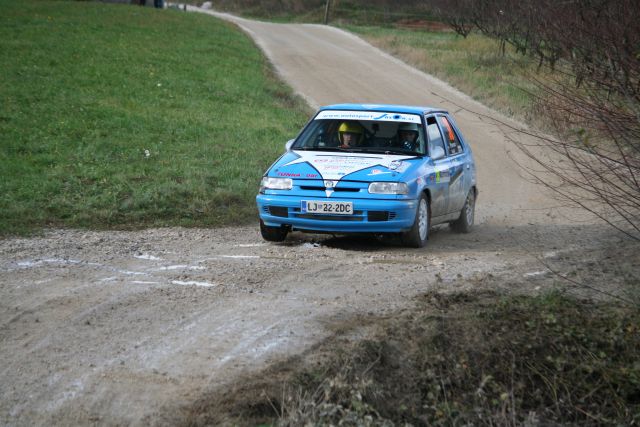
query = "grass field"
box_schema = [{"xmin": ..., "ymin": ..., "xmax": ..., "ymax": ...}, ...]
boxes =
[{"xmin": 0, "ymin": 0, "xmax": 310, "ymax": 235}]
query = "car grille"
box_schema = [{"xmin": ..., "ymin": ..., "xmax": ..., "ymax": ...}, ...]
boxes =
[
  {"xmin": 368, "ymin": 211, "xmax": 396, "ymax": 222},
  {"xmin": 267, "ymin": 206, "xmax": 289, "ymax": 217},
  {"xmin": 296, "ymin": 212, "xmax": 365, "ymax": 221},
  {"xmin": 299, "ymin": 186, "xmax": 360, "ymax": 192},
  {"xmin": 265, "ymin": 206, "xmax": 395, "ymax": 222}
]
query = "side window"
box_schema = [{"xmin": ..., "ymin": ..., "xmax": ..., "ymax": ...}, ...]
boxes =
[
  {"xmin": 437, "ymin": 115, "xmax": 463, "ymax": 155},
  {"xmin": 426, "ymin": 116, "xmax": 445, "ymax": 156}
]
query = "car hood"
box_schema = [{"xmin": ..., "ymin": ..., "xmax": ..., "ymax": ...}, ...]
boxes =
[{"xmin": 267, "ymin": 150, "xmax": 422, "ymax": 182}]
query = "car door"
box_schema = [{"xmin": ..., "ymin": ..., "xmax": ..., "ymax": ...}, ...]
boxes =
[
  {"xmin": 425, "ymin": 116, "xmax": 451, "ymax": 218},
  {"xmin": 437, "ymin": 114, "xmax": 469, "ymax": 213},
  {"xmin": 437, "ymin": 114, "xmax": 467, "ymax": 214}
]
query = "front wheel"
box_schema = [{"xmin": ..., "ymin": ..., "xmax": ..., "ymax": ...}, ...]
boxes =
[
  {"xmin": 450, "ymin": 189, "xmax": 475, "ymax": 233},
  {"xmin": 260, "ymin": 219, "xmax": 288, "ymax": 242},
  {"xmin": 401, "ymin": 193, "xmax": 429, "ymax": 248}
]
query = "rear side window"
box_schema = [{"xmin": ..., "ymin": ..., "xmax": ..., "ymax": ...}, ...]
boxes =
[{"xmin": 437, "ymin": 115, "xmax": 463, "ymax": 155}]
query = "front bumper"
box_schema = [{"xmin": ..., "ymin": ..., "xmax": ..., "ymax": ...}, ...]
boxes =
[{"xmin": 256, "ymin": 194, "xmax": 417, "ymax": 233}]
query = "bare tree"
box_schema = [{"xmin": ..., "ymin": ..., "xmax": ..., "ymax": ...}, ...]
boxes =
[
  {"xmin": 431, "ymin": 0, "xmax": 639, "ymax": 238},
  {"xmin": 493, "ymin": 0, "xmax": 640, "ymax": 239},
  {"xmin": 428, "ymin": 0, "xmax": 475, "ymax": 38}
]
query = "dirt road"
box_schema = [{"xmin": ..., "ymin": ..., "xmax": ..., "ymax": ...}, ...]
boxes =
[{"xmin": 0, "ymin": 9, "xmax": 612, "ymax": 426}]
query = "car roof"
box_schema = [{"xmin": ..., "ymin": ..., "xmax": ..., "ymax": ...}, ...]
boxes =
[{"xmin": 319, "ymin": 103, "xmax": 448, "ymax": 116}]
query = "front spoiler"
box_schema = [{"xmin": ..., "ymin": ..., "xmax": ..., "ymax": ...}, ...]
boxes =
[{"xmin": 256, "ymin": 194, "xmax": 417, "ymax": 233}]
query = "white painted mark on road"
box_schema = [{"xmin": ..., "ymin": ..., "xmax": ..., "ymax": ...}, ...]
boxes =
[
  {"xmin": 17, "ymin": 258, "xmax": 82, "ymax": 268},
  {"xmin": 157, "ymin": 265, "xmax": 206, "ymax": 271},
  {"xmin": 219, "ymin": 255, "xmax": 260, "ymax": 259},
  {"xmin": 117, "ymin": 270, "xmax": 148, "ymax": 276},
  {"xmin": 171, "ymin": 280, "xmax": 217, "ymax": 287},
  {"xmin": 134, "ymin": 254, "xmax": 162, "ymax": 261}
]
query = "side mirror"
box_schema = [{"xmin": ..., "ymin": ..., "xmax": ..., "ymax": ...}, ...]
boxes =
[
  {"xmin": 431, "ymin": 145, "xmax": 445, "ymax": 160},
  {"xmin": 285, "ymin": 139, "xmax": 295, "ymax": 151}
]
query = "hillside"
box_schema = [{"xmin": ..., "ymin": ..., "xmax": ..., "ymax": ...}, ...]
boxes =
[{"xmin": 0, "ymin": 0, "xmax": 309, "ymax": 235}]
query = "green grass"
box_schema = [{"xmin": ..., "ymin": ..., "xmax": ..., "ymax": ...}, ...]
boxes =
[
  {"xmin": 345, "ymin": 25, "xmax": 546, "ymax": 125},
  {"xmin": 0, "ymin": 0, "xmax": 310, "ymax": 235}
]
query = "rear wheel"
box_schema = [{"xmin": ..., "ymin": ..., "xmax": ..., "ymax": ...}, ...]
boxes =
[
  {"xmin": 451, "ymin": 189, "xmax": 475, "ymax": 233},
  {"xmin": 260, "ymin": 219, "xmax": 288, "ymax": 242},
  {"xmin": 401, "ymin": 193, "xmax": 429, "ymax": 248}
]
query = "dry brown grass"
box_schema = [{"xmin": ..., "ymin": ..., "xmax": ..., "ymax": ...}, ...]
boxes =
[
  {"xmin": 201, "ymin": 291, "xmax": 639, "ymax": 426},
  {"xmin": 347, "ymin": 27, "xmax": 552, "ymax": 129}
]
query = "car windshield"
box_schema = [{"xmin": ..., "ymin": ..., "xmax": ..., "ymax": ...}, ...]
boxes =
[{"xmin": 292, "ymin": 111, "xmax": 426, "ymax": 156}]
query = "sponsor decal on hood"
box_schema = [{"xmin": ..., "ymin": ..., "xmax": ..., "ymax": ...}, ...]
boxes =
[{"xmin": 278, "ymin": 151, "xmax": 415, "ymax": 181}]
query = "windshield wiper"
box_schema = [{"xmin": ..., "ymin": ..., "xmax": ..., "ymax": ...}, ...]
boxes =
[
  {"xmin": 354, "ymin": 148, "xmax": 393, "ymax": 154},
  {"xmin": 293, "ymin": 147, "xmax": 422, "ymax": 157},
  {"xmin": 356, "ymin": 148, "xmax": 423, "ymax": 157},
  {"xmin": 294, "ymin": 146, "xmax": 350, "ymax": 152}
]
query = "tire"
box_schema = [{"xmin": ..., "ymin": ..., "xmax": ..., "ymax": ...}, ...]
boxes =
[
  {"xmin": 451, "ymin": 189, "xmax": 475, "ymax": 233},
  {"xmin": 401, "ymin": 193, "xmax": 429, "ymax": 248},
  {"xmin": 260, "ymin": 219, "xmax": 288, "ymax": 242}
]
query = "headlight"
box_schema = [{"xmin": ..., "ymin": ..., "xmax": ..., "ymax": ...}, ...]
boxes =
[
  {"xmin": 260, "ymin": 177, "xmax": 293, "ymax": 191},
  {"xmin": 368, "ymin": 182, "xmax": 409, "ymax": 195}
]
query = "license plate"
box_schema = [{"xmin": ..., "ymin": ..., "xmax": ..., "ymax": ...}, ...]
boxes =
[{"xmin": 302, "ymin": 200, "xmax": 353, "ymax": 215}]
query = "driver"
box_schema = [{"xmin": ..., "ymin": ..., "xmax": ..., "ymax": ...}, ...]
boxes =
[
  {"xmin": 337, "ymin": 122, "xmax": 364, "ymax": 148},
  {"xmin": 395, "ymin": 122, "xmax": 420, "ymax": 150}
]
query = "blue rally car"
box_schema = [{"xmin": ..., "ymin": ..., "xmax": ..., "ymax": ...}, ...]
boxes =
[{"xmin": 256, "ymin": 104, "xmax": 477, "ymax": 247}]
